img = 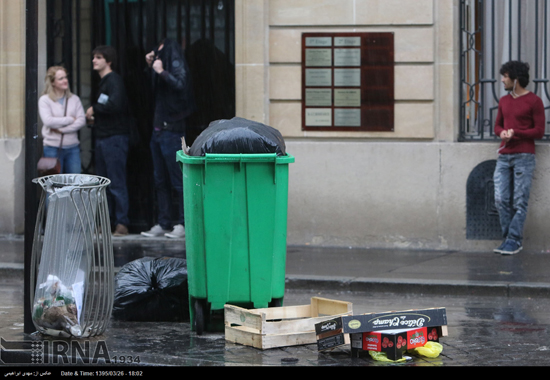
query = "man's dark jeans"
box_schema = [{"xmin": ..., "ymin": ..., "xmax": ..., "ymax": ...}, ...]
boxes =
[
  {"xmin": 150, "ymin": 129, "xmax": 185, "ymax": 230},
  {"xmin": 95, "ymin": 134, "xmax": 130, "ymax": 228},
  {"xmin": 493, "ymin": 153, "xmax": 536, "ymax": 245}
]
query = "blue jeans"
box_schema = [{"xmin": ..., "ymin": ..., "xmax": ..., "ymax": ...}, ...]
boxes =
[
  {"xmin": 150, "ymin": 129, "xmax": 185, "ymax": 230},
  {"xmin": 95, "ymin": 134, "xmax": 130, "ymax": 227},
  {"xmin": 43, "ymin": 145, "xmax": 81, "ymax": 174},
  {"xmin": 493, "ymin": 153, "xmax": 536, "ymax": 244}
]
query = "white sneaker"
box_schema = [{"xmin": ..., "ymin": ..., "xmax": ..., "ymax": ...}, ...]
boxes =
[
  {"xmin": 165, "ymin": 224, "xmax": 185, "ymax": 238},
  {"xmin": 141, "ymin": 224, "xmax": 170, "ymax": 237}
]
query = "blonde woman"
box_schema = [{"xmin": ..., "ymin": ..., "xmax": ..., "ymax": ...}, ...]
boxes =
[{"xmin": 38, "ymin": 66, "xmax": 86, "ymax": 173}]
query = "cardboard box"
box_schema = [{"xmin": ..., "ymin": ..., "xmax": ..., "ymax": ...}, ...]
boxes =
[
  {"xmin": 351, "ymin": 326, "xmax": 443, "ymax": 360},
  {"xmin": 316, "ymin": 307, "xmax": 447, "ymax": 351},
  {"xmin": 225, "ymin": 297, "xmax": 352, "ymax": 350},
  {"xmin": 316, "ymin": 307, "xmax": 447, "ymax": 335},
  {"xmin": 316, "ymin": 333, "xmax": 346, "ymax": 351}
]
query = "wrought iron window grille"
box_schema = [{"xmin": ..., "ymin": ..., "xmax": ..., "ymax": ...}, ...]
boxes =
[{"xmin": 459, "ymin": 0, "xmax": 550, "ymax": 142}]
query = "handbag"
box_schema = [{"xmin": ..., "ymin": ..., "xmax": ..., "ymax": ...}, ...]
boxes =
[
  {"xmin": 37, "ymin": 97, "xmax": 68, "ymax": 176},
  {"xmin": 37, "ymin": 155, "xmax": 61, "ymax": 177}
]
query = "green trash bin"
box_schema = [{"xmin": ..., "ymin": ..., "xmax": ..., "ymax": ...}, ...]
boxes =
[{"xmin": 177, "ymin": 150, "xmax": 294, "ymax": 334}]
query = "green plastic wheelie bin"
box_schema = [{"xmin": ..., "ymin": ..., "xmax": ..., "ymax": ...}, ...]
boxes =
[{"xmin": 177, "ymin": 150, "xmax": 294, "ymax": 334}]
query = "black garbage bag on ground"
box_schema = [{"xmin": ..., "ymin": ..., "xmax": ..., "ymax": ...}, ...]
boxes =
[
  {"xmin": 189, "ymin": 117, "xmax": 286, "ymax": 156},
  {"xmin": 113, "ymin": 257, "xmax": 189, "ymax": 322}
]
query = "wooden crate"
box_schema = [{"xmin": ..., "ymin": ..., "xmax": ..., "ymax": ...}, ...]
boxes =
[{"xmin": 224, "ymin": 297, "xmax": 353, "ymax": 350}]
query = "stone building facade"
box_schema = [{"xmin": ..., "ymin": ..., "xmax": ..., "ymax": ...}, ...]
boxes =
[{"xmin": 2, "ymin": 0, "xmax": 550, "ymax": 252}]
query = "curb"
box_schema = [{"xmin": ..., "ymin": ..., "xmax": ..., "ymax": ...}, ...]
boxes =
[
  {"xmin": 3, "ymin": 264, "xmax": 550, "ymax": 298},
  {"xmin": 0, "ymin": 263, "xmax": 24, "ymax": 283},
  {"xmin": 284, "ymin": 274, "xmax": 550, "ymax": 298}
]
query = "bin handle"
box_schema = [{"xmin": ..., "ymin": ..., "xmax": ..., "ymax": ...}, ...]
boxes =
[
  {"xmin": 203, "ymin": 153, "xmax": 278, "ymax": 184},
  {"xmin": 204, "ymin": 153, "xmax": 278, "ymax": 163}
]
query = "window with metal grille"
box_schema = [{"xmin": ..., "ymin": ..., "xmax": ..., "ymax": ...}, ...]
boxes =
[{"xmin": 459, "ymin": 0, "xmax": 550, "ymax": 141}]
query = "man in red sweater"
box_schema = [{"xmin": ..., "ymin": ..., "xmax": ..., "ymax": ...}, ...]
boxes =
[{"xmin": 493, "ymin": 61, "xmax": 546, "ymax": 255}]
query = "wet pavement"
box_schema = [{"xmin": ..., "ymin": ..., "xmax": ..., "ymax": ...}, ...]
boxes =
[{"xmin": 2, "ymin": 234, "xmax": 550, "ymax": 370}]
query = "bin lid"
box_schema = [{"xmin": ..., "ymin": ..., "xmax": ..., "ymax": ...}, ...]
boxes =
[
  {"xmin": 33, "ymin": 174, "xmax": 110, "ymax": 191},
  {"xmin": 176, "ymin": 150, "xmax": 295, "ymax": 165},
  {"xmin": 49, "ymin": 174, "xmax": 101, "ymax": 188}
]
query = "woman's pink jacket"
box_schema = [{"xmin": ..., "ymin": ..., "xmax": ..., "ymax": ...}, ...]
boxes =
[{"xmin": 39, "ymin": 94, "xmax": 86, "ymax": 148}]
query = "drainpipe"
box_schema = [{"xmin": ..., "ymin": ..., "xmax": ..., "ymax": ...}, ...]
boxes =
[{"xmin": 24, "ymin": 0, "xmax": 39, "ymax": 334}]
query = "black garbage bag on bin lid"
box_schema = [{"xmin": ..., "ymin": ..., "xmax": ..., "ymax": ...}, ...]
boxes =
[
  {"xmin": 189, "ymin": 117, "xmax": 286, "ymax": 156},
  {"xmin": 113, "ymin": 257, "xmax": 189, "ymax": 322}
]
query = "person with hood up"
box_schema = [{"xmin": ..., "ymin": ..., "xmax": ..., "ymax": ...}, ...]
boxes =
[{"xmin": 141, "ymin": 38, "xmax": 195, "ymax": 239}]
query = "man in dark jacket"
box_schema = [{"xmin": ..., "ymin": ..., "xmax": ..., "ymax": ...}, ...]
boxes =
[
  {"xmin": 86, "ymin": 45, "xmax": 131, "ymax": 237},
  {"xmin": 141, "ymin": 38, "xmax": 194, "ymax": 239}
]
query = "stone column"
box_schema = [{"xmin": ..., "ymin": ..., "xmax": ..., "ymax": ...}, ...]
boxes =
[
  {"xmin": 0, "ymin": 0, "xmax": 27, "ymax": 234},
  {"xmin": 234, "ymin": 0, "xmax": 269, "ymax": 124}
]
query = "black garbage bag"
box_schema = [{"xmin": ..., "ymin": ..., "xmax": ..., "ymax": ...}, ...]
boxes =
[
  {"xmin": 189, "ymin": 117, "xmax": 286, "ymax": 156},
  {"xmin": 113, "ymin": 257, "xmax": 189, "ymax": 322}
]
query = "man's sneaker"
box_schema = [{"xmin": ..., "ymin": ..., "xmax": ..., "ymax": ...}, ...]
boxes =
[
  {"xmin": 493, "ymin": 240, "xmax": 506, "ymax": 254},
  {"xmin": 165, "ymin": 224, "xmax": 185, "ymax": 239},
  {"xmin": 500, "ymin": 240, "xmax": 523, "ymax": 255},
  {"xmin": 141, "ymin": 224, "xmax": 170, "ymax": 237},
  {"xmin": 113, "ymin": 224, "xmax": 128, "ymax": 237}
]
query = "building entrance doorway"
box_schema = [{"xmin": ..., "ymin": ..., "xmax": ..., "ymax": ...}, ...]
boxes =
[{"xmin": 45, "ymin": 0, "xmax": 236, "ymax": 232}]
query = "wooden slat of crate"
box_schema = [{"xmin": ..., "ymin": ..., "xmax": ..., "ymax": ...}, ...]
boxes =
[
  {"xmin": 225, "ymin": 325, "xmax": 322, "ymax": 350},
  {"xmin": 224, "ymin": 297, "xmax": 353, "ymax": 350}
]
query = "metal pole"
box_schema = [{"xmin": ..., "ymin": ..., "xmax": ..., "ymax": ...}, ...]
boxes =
[{"xmin": 24, "ymin": 0, "xmax": 39, "ymax": 334}]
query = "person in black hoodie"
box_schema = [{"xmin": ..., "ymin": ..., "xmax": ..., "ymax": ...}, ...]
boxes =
[
  {"xmin": 141, "ymin": 38, "xmax": 195, "ymax": 239},
  {"xmin": 86, "ymin": 45, "xmax": 131, "ymax": 237}
]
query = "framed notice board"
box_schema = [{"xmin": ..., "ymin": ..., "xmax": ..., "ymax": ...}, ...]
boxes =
[{"xmin": 301, "ymin": 32, "xmax": 394, "ymax": 132}]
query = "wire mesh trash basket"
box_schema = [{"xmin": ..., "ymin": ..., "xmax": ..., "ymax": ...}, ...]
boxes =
[{"xmin": 31, "ymin": 174, "xmax": 114, "ymax": 338}]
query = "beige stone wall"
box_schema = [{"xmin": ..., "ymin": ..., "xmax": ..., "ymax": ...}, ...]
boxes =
[
  {"xmin": 0, "ymin": 0, "xmax": 26, "ymax": 139},
  {"xmin": 233, "ymin": 0, "xmax": 550, "ymax": 252},
  {"xmin": 3, "ymin": 0, "xmax": 546, "ymax": 251},
  {"xmin": 234, "ymin": 0, "xmax": 462, "ymax": 142},
  {"xmin": 0, "ymin": 0, "xmax": 26, "ymax": 234},
  {"xmin": 235, "ymin": 0, "xmax": 270, "ymax": 123},
  {"xmin": 266, "ymin": 0, "xmax": 438, "ymax": 139}
]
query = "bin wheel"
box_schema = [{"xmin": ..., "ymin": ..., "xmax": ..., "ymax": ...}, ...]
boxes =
[
  {"xmin": 269, "ymin": 298, "xmax": 283, "ymax": 308},
  {"xmin": 194, "ymin": 299, "xmax": 205, "ymax": 335}
]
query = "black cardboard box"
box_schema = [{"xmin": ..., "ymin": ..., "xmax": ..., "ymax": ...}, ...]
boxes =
[
  {"xmin": 317, "ymin": 333, "xmax": 346, "ymax": 351},
  {"xmin": 315, "ymin": 307, "xmax": 447, "ymax": 335},
  {"xmin": 315, "ymin": 307, "xmax": 447, "ymax": 351}
]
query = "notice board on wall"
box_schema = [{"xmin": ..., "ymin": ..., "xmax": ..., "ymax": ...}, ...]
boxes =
[{"xmin": 301, "ymin": 32, "xmax": 394, "ymax": 132}]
